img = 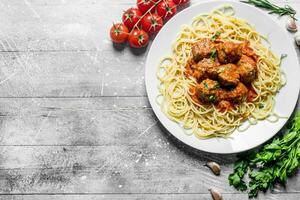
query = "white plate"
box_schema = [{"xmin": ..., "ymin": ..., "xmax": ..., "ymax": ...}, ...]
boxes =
[{"xmin": 145, "ymin": 0, "xmax": 300, "ymax": 154}]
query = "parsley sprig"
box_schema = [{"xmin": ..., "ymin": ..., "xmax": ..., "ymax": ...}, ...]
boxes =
[
  {"xmin": 211, "ymin": 31, "xmax": 221, "ymax": 41},
  {"xmin": 228, "ymin": 111, "xmax": 300, "ymax": 198},
  {"xmin": 241, "ymin": 0, "xmax": 297, "ymax": 20},
  {"xmin": 210, "ymin": 49, "xmax": 217, "ymax": 61}
]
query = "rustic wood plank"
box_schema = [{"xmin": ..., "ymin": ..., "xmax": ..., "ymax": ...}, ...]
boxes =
[
  {"xmin": 0, "ymin": 145, "xmax": 298, "ymax": 194},
  {"xmin": 0, "ymin": 146, "xmax": 235, "ymax": 193},
  {"xmin": 0, "ymin": 97, "xmax": 153, "ymax": 146},
  {"xmin": 0, "ymin": 51, "xmax": 146, "ymax": 97},
  {"xmin": 0, "ymin": 193, "xmax": 299, "ymax": 200},
  {"xmin": 0, "ymin": 2, "xmax": 130, "ymax": 51}
]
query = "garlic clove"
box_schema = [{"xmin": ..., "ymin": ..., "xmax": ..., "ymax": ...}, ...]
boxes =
[
  {"xmin": 286, "ymin": 17, "xmax": 298, "ymax": 32},
  {"xmin": 205, "ymin": 161, "xmax": 221, "ymax": 175},
  {"xmin": 295, "ymin": 33, "xmax": 300, "ymax": 46},
  {"xmin": 209, "ymin": 188, "xmax": 223, "ymax": 200}
]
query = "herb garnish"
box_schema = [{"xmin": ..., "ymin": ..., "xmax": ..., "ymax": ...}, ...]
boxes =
[
  {"xmin": 211, "ymin": 31, "xmax": 221, "ymax": 41},
  {"xmin": 228, "ymin": 111, "xmax": 300, "ymax": 198},
  {"xmin": 241, "ymin": 0, "xmax": 297, "ymax": 20},
  {"xmin": 204, "ymin": 82, "xmax": 208, "ymax": 89},
  {"xmin": 258, "ymin": 103, "xmax": 264, "ymax": 109},
  {"xmin": 208, "ymin": 95, "xmax": 216, "ymax": 102},
  {"xmin": 228, "ymin": 160, "xmax": 249, "ymax": 191},
  {"xmin": 210, "ymin": 49, "xmax": 217, "ymax": 61}
]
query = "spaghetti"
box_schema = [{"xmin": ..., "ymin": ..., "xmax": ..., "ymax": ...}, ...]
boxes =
[{"xmin": 156, "ymin": 5, "xmax": 284, "ymax": 139}]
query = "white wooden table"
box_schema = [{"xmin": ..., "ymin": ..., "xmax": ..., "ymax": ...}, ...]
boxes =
[{"xmin": 0, "ymin": 0, "xmax": 299, "ymax": 199}]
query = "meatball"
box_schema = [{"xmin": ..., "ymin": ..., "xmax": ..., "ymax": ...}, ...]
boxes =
[
  {"xmin": 192, "ymin": 38, "xmax": 215, "ymax": 62},
  {"xmin": 216, "ymin": 82, "xmax": 248, "ymax": 103},
  {"xmin": 193, "ymin": 58, "xmax": 220, "ymax": 80},
  {"xmin": 190, "ymin": 60, "xmax": 207, "ymax": 81},
  {"xmin": 217, "ymin": 64, "xmax": 240, "ymax": 86},
  {"xmin": 196, "ymin": 79, "xmax": 220, "ymax": 103},
  {"xmin": 196, "ymin": 80, "xmax": 248, "ymax": 104},
  {"xmin": 228, "ymin": 82, "xmax": 248, "ymax": 103},
  {"xmin": 237, "ymin": 55, "xmax": 257, "ymax": 83},
  {"xmin": 216, "ymin": 41, "xmax": 242, "ymax": 64},
  {"xmin": 192, "ymin": 69, "xmax": 206, "ymax": 80},
  {"xmin": 240, "ymin": 41, "xmax": 259, "ymax": 61}
]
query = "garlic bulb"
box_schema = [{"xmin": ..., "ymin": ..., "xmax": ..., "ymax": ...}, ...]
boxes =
[
  {"xmin": 286, "ymin": 17, "xmax": 297, "ymax": 32},
  {"xmin": 295, "ymin": 33, "xmax": 300, "ymax": 46}
]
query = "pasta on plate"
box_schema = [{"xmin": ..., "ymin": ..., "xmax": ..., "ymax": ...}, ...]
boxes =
[{"xmin": 156, "ymin": 5, "xmax": 284, "ymax": 139}]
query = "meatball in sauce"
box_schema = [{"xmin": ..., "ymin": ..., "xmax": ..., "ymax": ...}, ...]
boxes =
[{"xmin": 186, "ymin": 38, "xmax": 259, "ymax": 111}]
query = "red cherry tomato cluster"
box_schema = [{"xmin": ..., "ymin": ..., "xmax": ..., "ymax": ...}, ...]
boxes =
[{"xmin": 109, "ymin": 0, "xmax": 190, "ymax": 48}]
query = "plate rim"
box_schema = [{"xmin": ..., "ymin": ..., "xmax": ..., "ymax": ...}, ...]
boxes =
[{"xmin": 145, "ymin": 0, "xmax": 300, "ymax": 154}]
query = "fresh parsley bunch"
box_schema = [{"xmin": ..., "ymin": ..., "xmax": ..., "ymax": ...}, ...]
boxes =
[{"xmin": 228, "ymin": 111, "xmax": 300, "ymax": 198}]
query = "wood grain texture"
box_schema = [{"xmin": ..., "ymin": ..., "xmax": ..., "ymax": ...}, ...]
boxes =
[
  {"xmin": 0, "ymin": 145, "xmax": 298, "ymax": 194},
  {"xmin": 0, "ymin": 0, "xmax": 299, "ymax": 199},
  {"xmin": 0, "ymin": 193, "xmax": 298, "ymax": 200},
  {"xmin": 1, "ymin": 194, "xmax": 300, "ymax": 200},
  {"xmin": 0, "ymin": 51, "xmax": 146, "ymax": 97}
]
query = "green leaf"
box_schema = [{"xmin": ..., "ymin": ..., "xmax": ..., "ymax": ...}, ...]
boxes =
[
  {"xmin": 208, "ymin": 95, "xmax": 216, "ymax": 103},
  {"xmin": 228, "ymin": 110, "xmax": 300, "ymax": 197},
  {"xmin": 228, "ymin": 159, "xmax": 249, "ymax": 191},
  {"xmin": 210, "ymin": 49, "xmax": 217, "ymax": 61},
  {"xmin": 229, "ymin": 173, "xmax": 241, "ymax": 186},
  {"xmin": 264, "ymin": 142, "xmax": 281, "ymax": 150},
  {"xmin": 211, "ymin": 31, "xmax": 221, "ymax": 41},
  {"xmin": 203, "ymin": 82, "xmax": 208, "ymax": 89},
  {"xmin": 229, "ymin": 173, "xmax": 247, "ymax": 191}
]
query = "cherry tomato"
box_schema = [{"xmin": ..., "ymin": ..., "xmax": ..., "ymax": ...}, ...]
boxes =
[
  {"xmin": 109, "ymin": 23, "xmax": 129, "ymax": 43},
  {"xmin": 156, "ymin": 0, "xmax": 177, "ymax": 20},
  {"xmin": 128, "ymin": 29, "xmax": 149, "ymax": 48},
  {"xmin": 122, "ymin": 7, "xmax": 142, "ymax": 30},
  {"xmin": 137, "ymin": 0, "xmax": 156, "ymax": 14},
  {"xmin": 141, "ymin": 13, "xmax": 163, "ymax": 33},
  {"xmin": 173, "ymin": 0, "xmax": 189, "ymax": 5}
]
